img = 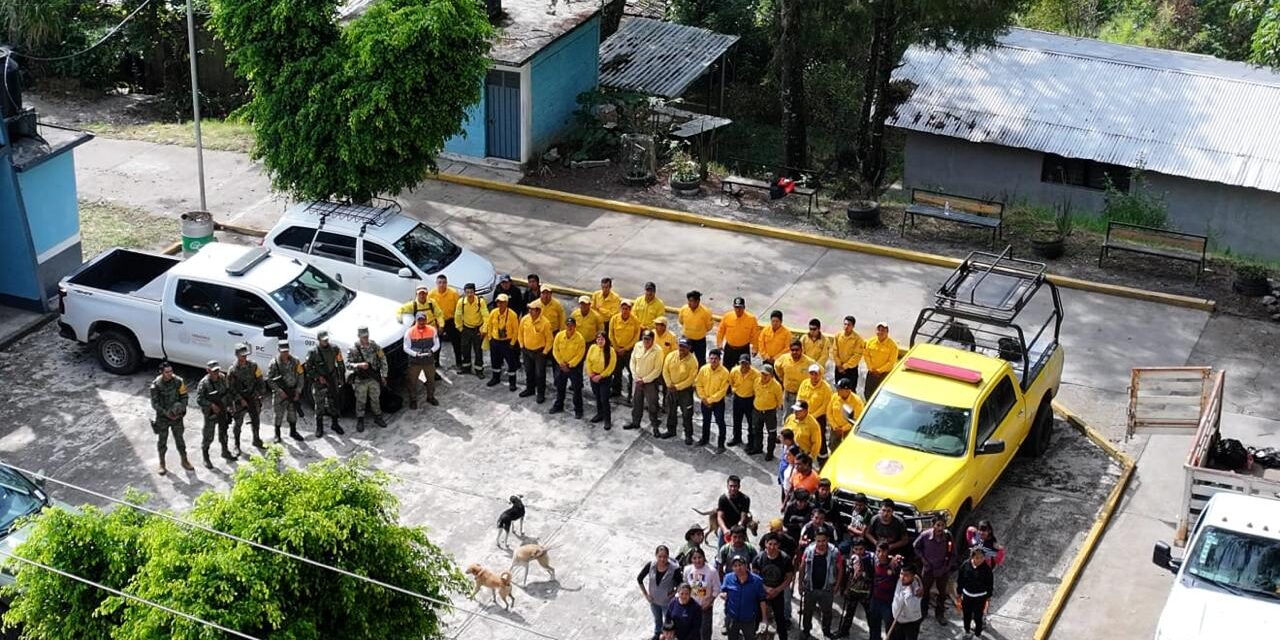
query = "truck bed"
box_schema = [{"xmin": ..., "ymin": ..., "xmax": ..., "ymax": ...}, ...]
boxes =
[{"xmin": 66, "ymin": 249, "xmax": 179, "ymax": 301}]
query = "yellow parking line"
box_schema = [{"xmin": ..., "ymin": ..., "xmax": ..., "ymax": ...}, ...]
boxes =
[
  {"xmin": 433, "ymin": 173, "xmax": 1216, "ymax": 312},
  {"xmin": 1036, "ymin": 400, "xmax": 1137, "ymax": 639}
]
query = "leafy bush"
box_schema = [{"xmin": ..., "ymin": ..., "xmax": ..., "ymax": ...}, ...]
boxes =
[{"xmin": 1103, "ymin": 169, "xmax": 1168, "ymax": 228}]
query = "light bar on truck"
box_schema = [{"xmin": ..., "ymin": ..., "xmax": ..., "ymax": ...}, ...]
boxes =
[{"xmin": 903, "ymin": 357, "xmax": 983, "ymax": 384}]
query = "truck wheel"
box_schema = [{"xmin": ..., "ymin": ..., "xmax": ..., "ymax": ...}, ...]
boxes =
[
  {"xmin": 950, "ymin": 503, "xmax": 973, "ymax": 544},
  {"xmin": 1025, "ymin": 401, "xmax": 1054, "ymax": 458},
  {"xmin": 95, "ymin": 329, "xmax": 142, "ymax": 375}
]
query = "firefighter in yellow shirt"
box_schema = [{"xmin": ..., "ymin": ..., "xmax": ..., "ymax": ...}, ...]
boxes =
[
  {"xmin": 753, "ymin": 364, "xmax": 784, "ymax": 460},
  {"xmin": 585, "ymin": 332, "xmax": 617, "ymax": 429},
  {"xmin": 728, "ymin": 354, "xmax": 757, "ymax": 449},
  {"xmin": 652, "ymin": 316, "xmax": 678, "ymax": 412},
  {"xmin": 798, "ymin": 363, "xmax": 834, "ymax": 458},
  {"xmin": 678, "ymin": 290, "xmax": 714, "ymax": 366},
  {"xmin": 483, "ymin": 293, "xmax": 521, "ymax": 391},
  {"xmin": 801, "ymin": 318, "xmax": 831, "ymax": 369},
  {"xmin": 827, "ymin": 378, "xmax": 865, "ymax": 452},
  {"xmin": 428, "ymin": 275, "xmax": 462, "ymax": 370},
  {"xmin": 537, "ymin": 287, "xmax": 566, "ymax": 333},
  {"xmin": 455, "ymin": 283, "xmax": 489, "ymax": 377},
  {"xmin": 695, "ymin": 349, "xmax": 731, "ymax": 451},
  {"xmin": 627, "ymin": 330, "xmax": 666, "ymax": 434},
  {"xmin": 551, "ymin": 316, "xmax": 586, "ymax": 418},
  {"xmin": 608, "ymin": 301, "xmax": 643, "ymax": 402},
  {"xmin": 755, "ymin": 310, "xmax": 792, "ymax": 365},
  {"xmin": 593, "ymin": 276, "xmax": 622, "ymax": 323},
  {"xmin": 833, "ymin": 315, "xmax": 866, "ymax": 391},
  {"xmin": 632, "ymin": 281, "xmax": 666, "ymax": 329},
  {"xmin": 663, "ymin": 339, "xmax": 700, "ymax": 442},
  {"xmin": 396, "ymin": 285, "xmax": 443, "ymax": 326},
  {"xmin": 571, "ymin": 295, "xmax": 604, "ymax": 343},
  {"xmin": 774, "ymin": 341, "xmax": 816, "ymax": 414},
  {"xmin": 716, "ymin": 296, "xmax": 758, "ymax": 369},
  {"xmin": 518, "ymin": 301, "xmax": 554, "ymax": 403},
  {"xmin": 863, "ymin": 322, "xmax": 900, "ymax": 399},
  {"xmin": 784, "ymin": 399, "xmax": 823, "ymax": 461}
]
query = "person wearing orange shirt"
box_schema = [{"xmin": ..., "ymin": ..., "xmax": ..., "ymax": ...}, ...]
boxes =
[
  {"xmin": 678, "ymin": 290, "xmax": 714, "ymax": 366},
  {"xmin": 863, "ymin": 322, "xmax": 900, "ymax": 400},
  {"xmin": 728, "ymin": 354, "xmax": 757, "ymax": 448},
  {"xmin": 427, "ymin": 274, "xmax": 462, "ymax": 371},
  {"xmin": 717, "ymin": 296, "xmax": 758, "ymax": 372},
  {"xmin": 833, "ymin": 315, "xmax": 866, "ymax": 391},
  {"xmin": 755, "ymin": 310, "xmax": 792, "ymax": 366},
  {"xmin": 695, "ymin": 349, "xmax": 731, "ymax": 452},
  {"xmin": 518, "ymin": 301, "xmax": 554, "ymax": 403}
]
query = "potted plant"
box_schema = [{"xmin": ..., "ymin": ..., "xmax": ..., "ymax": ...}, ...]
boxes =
[
  {"xmin": 1030, "ymin": 203, "xmax": 1073, "ymax": 259},
  {"xmin": 1233, "ymin": 263, "xmax": 1271, "ymax": 296},
  {"xmin": 666, "ymin": 146, "xmax": 702, "ymax": 197}
]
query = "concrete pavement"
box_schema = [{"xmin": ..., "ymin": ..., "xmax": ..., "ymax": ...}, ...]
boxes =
[{"xmin": 61, "ymin": 136, "xmax": 1280, "ymax": 638}]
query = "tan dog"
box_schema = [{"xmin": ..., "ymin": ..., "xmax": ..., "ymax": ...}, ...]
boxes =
[
  {"xmin": 510, "ymin": 543, "xmax": 557, "ymax": 585},
  {"xmin": 693, "ymin": 507, "xmax": 759, "ymax": 540},
  {"xmin": 465, "ymin": 564, "xmax": 515, "ymax": 609}
]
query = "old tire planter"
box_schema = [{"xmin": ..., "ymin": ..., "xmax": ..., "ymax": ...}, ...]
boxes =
[
  {"xmin": 670, "ymin": 177, "xmax": 701, "ymax": 198},
  {"xmin": 96, "ymin": 329, "xmax": 142, "ymax": 375},
  {"xmin": 1233, "ymin": 274, "xmax": 1270, "ymax": 296},
  {"xmin": 846, "ymin": 201, "xmax": 881, "ymax": 228},
  {"xmin": 1030, "ymin": 236, "xmax": 1066, "ymax": 259}
]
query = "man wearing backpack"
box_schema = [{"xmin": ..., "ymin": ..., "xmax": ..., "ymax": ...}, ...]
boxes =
[{"xmin": 912, "ymin": 515, "xmax": 957, "ymax": 625}]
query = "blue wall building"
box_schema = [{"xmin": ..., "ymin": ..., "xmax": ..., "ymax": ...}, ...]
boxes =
[{"xmin": 443, "ymin": 0, "xmax": 602, "ymax": 167}]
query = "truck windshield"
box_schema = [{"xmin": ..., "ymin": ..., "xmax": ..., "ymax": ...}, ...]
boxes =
[
  {"xmin": 394, "ymin": 224, "xmax": 460, "ymax": 275},
  {"xmin": 0, "ymin": 467, "xmax": 47, "ymax": 537},
  {"xmin": 1185, "ymin": 526, "xmax": 1280, "ymax": 601},
  {"xmin": 269, "ymin": 265, "xmax": 353, "ymax": 327},
  {"xmin": 855, "ymin": 391, "xmax": 971, "ymax": 457}
]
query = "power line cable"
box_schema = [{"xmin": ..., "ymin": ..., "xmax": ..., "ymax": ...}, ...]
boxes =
[
  {"xmin": 0, "ymin": 549, "xmax": 263, "ymax": 640},
  {"xmin": 14, "ymin": 0, "xmax": 159, "ymax": 63},
  {"xmin": 1, "ymin": 460, "xmax": 562, "ymax": 640}
]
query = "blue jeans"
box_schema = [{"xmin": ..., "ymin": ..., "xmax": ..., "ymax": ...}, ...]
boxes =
[
  {"xmin": 650, "ymin": 602, "xmax": 665, "ymax": 636},
  {"xmin": 868, "ymin": 598, "xmax": 893, "ymax": 640}
]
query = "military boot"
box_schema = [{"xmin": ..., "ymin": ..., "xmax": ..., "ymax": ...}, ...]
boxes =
[
  {"xmin": 221, "ymin": 445, "xmax": 237, "ymax": 461},
  {"xmin": 315, "ymin": 415, "xmax": 325, "ymax": 438},
  {"xmin": 179, "ymin": 455, "xmax": 195, "ymax": 471},
  {"xmin": 373, "ymin": 415, "xmax": 388, "ymax": 428},
  {"xmin": 356, "ymin": 417, "xmax": 366, "ymax": 433},
  {"xmin": 251, "ymin": 425, "xmax": 264, "ymax": 449},
  {"xmin": 331, "ymin": 413, "xmax": 345, "ymax": 435},
  {"xmin": 289, "ymin": 423, "xmax": 303, "ymax": 440}
]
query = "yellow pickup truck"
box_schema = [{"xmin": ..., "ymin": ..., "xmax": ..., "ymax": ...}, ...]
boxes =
[{"xmin": 822, "ymin": 251, "xmax": 1064, "ymax": 531}]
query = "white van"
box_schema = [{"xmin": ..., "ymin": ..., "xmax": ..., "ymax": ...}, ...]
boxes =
[
  {"xmin": 1151, "ymin": 492, "xmax": 1280, "ymax": 639},
  {"xmin": 264, "ymin": 201, "xmax": 498, "ymax": 304}
]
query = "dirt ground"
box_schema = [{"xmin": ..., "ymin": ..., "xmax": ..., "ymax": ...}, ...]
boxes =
[{"xmin": 522, "ymin": 163, "xmax": 1278, "ymax": 321}]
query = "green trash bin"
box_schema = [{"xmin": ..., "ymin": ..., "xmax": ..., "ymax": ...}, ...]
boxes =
[{"xmin": 181, "ymin": 211, "xmax": 215, "ymax": 256}]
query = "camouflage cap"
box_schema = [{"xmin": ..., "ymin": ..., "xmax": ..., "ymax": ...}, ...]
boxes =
[
  {"xmin": 317, "ymin": 329, "xmax": 329, "ymax": 340},
  {"xmin": 357, "ymin": 326, "xmax": 370, "ymax": 337},
  {"xmin": 206, "ymin": 359, "xmax": 221, "ymax": 371}
]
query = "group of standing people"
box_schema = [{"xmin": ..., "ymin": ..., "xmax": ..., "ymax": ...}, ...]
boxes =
[{"xmin": 638, "ymin": 476, "xmax": 1005, "ymax": 640}]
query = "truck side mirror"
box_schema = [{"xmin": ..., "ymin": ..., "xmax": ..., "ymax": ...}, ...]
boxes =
[
  {"xmin": 262, "ymin": 323, "xmax": 286, "ymax": 339},
  {"xmin": 397, "ymin": 267, "xmax": 414, "ymax": 279},
  {"xmin": 976, "ymin": 440, "xmax": 1006, "ymax": 456},
  {"xmin": 1152, "ymin": 541, "xmax": 1180, "ymax": 573}
]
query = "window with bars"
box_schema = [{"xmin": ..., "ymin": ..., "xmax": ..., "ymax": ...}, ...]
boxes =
[{"xmin": 1041, "ymin": 154, "xmax": 1132, "ymax": 192}]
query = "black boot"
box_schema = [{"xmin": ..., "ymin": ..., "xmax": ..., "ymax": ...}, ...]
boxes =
[
  {"xmin": 487, "ymin": 372, "xmax": 502, "ymax": 387},
  {"xmin": 202, "ymin": 450, "xmax": 213, "ymax": 469},
  {"xmin": 252, "ymin": 425, "xmax": 264, "ymax": 449},
  {"xmin": 274, "ymin": 426, "xmax": 283, "ymax": 443},
  {"xmin": 290, "ymin": 423, "xmax": 303, "ymax": 441},
  {"xmin": 508, "ymin": 374, "xmax": 517, "ymax": 392},
  {"xmin": 331, "ymin": 414, "xmax": 345, "ymax": 435},
  {"xmin": 356, "ymin": 417, "xmax": 366, "ymax": 433},
  {"xmin": 315, "ymin": 416, "xmax": 325, "ymax": 438},
  {"xmin": 221, "ymin": 446, "xmax": 237, "ymax": 461},
  {"xmin": 373, "ymin": 415, "xmax": 387, "ymax": 428}
]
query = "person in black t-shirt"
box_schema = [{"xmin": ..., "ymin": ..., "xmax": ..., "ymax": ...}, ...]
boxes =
[
  {"xmin": 865, "ymin": 499, "xmax": 909, "ymax": 554},
  {"xmin": 752, "ymin": 536, "xmax": 794, "ymax": 640},
  {"xmin": 716, "ymin": 474, "xmax": 752, "ymax": 546},
  {"xmin": 782, "ymin": 488, "xmax": 814, "ymax": 543},
  {"xmin": 759, "ymin": 517, "xmax": 798, "ymax": 558}
]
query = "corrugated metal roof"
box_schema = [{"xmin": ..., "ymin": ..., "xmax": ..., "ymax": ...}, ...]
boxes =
[
  {"xmin": 599, "ymin": 17, "xmax": 738, "ymax": 99},
  {"xmin": 890, "ymin": 28, "xmax": 1280, "ymax": 194}
]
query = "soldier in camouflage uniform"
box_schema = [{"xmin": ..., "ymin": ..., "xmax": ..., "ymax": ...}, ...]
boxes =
[
  {"xmin": 227, "ymin": 343, "xmax": 267, "ymax": 452},
  {"xmin": 195, "ymin": 359, "xmax": 237, "ymax": 468},
  {"xmin": 267, "ymin": 340, "xmax": 305, "ymax": 442},
  {"xmin": 150, "ymin": 362, "xmax": 193, "ymax": 475},
  {"xmin": 347, "ymin": 325, "xmax": 388, "ymax": 432},
  {"xmin": 305, "ymin": 329, "xmax": 345, "ymax": 438}
]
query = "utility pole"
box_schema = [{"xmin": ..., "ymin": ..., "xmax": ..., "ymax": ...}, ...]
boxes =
[{"xmin": 186, "ymin": 0, "xmax": 207, "ymax": 211}]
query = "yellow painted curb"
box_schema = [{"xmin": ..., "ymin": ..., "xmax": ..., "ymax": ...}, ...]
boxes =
[
  {"xmin": 433, "ymin": 173, "xmax": 1216, "ymax": 313},
  {"xmin": 1035, "ymin": 400, "xmax": 1137, "ymax": 640}
]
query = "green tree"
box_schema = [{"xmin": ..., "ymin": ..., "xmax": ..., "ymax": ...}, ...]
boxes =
[
  {"xmin": 1234, "ymin": 0, "xmax": 1280, "ymax": 66},
  {"xmin": 209, "ymin": 0, "xmax": 493, "ymax": 203},
  {"xmin": 3, "ymin": 451, "xmax": 467, "ymax": 639}
]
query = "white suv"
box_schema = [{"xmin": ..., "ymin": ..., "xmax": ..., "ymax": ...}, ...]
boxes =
[{"xmin": 265, "ymin": 201, "xmax": 497, "ymax": 303}]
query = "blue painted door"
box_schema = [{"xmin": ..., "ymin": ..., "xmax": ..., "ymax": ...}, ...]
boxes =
[{"xmin": 485, "ymin": 70, "xmax": 521, "ymax": 161}]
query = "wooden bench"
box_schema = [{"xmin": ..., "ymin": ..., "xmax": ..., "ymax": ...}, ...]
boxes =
[
  {"xmin": 901, "ymin": 189, "xmax": 1005, "ymax": 247},
  {"xmin": 1099, "ymin": 221, "xmax": 1207, "ymax": 283},
  {"xmin": 721, "ymin": 175, "xmax": 818, "ymax": 216}
]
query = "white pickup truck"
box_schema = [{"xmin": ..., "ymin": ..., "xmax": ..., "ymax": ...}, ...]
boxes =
[
  {"xmin": 1151, "ymin": 492, "xmax": 1280, "ymax": 639},
  {"xmin": 57, "ymin": 244, "xmax": 407, "ymax": 377}
]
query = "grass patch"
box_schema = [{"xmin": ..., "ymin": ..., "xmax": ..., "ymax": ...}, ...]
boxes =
[
  {"xmin": 85, "ymin": 119, "xmax": 254, "ymax": 153},
  {"xmin": 80, "ymin": 200, "xmax": 178, "ymax": 256}
]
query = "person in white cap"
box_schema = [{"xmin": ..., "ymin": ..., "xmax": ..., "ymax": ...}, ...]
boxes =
[
  {"xmin": 196, "ymin": 359, "xmax": 236, "ymax": 468},
  {"xmin": 519, "ymin": 300, "xmax": 554, "ymax": 402},
  {"xmin": 347, "ymin": 326, "xmax": 388, "ymax": 431},
  {"xmin": 863, "ymin": 322, "xmax": 899, "ymax": 399},
  {"xmin": 484, "ymin": 293, "xmax": 521, "ymax": 391},
  {"xmin": 396, "ymin": 283, "xmax": 443, "ymax": 326},
  {"xmin": 797, "ymin": 363, "xmax": 833, "ymax": 459},
  {"xmin": 571, "ymin": 294, "xmax": 603, "ymax": 345},
  {"xmin": 267, "ymin": 339, "xmax": 306, "ymax": 443},
  {"xmin": 784, "ymin": 400, "xmax": 822, "ymax": 461},
  {"xmin": 403, "ymin": 312, "xmax": 441, "ymax": 409}
]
